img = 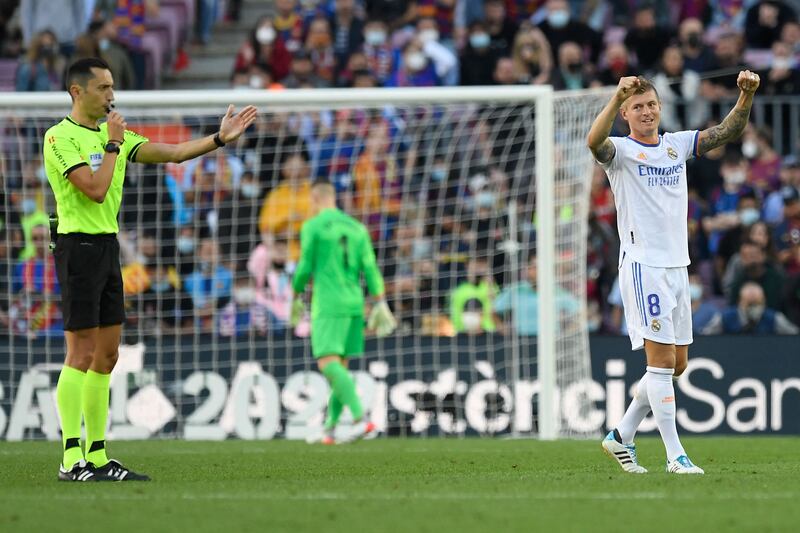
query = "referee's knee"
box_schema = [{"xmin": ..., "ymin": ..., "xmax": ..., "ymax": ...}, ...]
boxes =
[{"xmin": 92, "ymin": 350, "xmax": 119, "ymax": 373}]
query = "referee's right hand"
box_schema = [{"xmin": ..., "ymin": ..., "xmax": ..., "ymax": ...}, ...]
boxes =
[{"xmin": 106, "ymin": 111, "xmax": 127, "ymax": 143}]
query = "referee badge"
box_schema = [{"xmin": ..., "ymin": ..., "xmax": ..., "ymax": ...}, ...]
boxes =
[
  {"xmin": 666, "ymin": 147, "xmax": 678, "ymax": 160},
  {"xmin": 651, "ymin": 318, "xmax": 661, "ymax": 332}
]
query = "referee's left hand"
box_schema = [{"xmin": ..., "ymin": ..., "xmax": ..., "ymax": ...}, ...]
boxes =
[{"xmin": 218, "ymin": 104, "xmax": 259, "ymax": 144}]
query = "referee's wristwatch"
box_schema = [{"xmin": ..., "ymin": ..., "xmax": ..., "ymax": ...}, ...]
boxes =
[{"xmin": 104, "ymin": 141, "xmax": 121, "ymax": 154}]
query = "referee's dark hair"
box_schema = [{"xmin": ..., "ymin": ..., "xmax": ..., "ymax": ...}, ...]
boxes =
[{"xmin": 66, "ymin": 57, "xmax": 111, "ymax": 91}]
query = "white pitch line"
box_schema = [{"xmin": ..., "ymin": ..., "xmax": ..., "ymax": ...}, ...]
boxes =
[{"xmin": 3, "ymin": 492, "xmax": 799, "ymax": 502}]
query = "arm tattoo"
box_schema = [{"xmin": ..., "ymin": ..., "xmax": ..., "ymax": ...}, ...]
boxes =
[
  {"xmin": 593, "ymin": 139, "xmax": 616, "ymax": 163},
  {"xmin": 697, "ymin": 105, "xmax": 751, "ymax": 155}
]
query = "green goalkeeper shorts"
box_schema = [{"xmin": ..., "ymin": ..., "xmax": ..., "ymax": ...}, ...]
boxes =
[{"xmin": 311, "ymin": 316, "xmax": 365, "ymax": 358}]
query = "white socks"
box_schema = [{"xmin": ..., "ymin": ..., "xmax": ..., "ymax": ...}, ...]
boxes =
[
  {"xmin": 616, "ymin": 372, "xmax": 650, "ymax": 444},
  {"xmin": 646, "ymin": 366, "xmax": 686, "ymax": 461}
]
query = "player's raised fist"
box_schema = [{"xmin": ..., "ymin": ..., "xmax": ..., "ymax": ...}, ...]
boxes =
[
  {"xmin": 737, "ymin": 70, "xmax": 760, "ymax": 95},
  {"xmin": 106, "ymin": 111, "xmax": 126, "ymax": 142},
  {"xmin": 615, "ymin": 76, "xmax": 641, "ymax": 104}
]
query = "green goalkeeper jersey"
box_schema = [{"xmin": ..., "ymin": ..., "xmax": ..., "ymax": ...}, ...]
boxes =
[{"xmin": 292, "ymin": 207, "xmax": 384, "ymax": 318}]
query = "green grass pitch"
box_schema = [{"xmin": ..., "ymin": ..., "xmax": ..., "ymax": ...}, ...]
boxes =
[{"xmin": 1, "ymin": 437, "xmax": 798, "ymax": 532}]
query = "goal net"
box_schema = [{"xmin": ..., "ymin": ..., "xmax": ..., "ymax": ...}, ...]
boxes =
[{"xmin": 0, "ymin": 86, "xmax": 614, "ymax": 441}]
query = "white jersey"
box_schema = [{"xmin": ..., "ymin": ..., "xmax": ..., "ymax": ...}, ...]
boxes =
[{"xmin": 598, "ymin": 131, "xmax": 699, "ymax": 268}]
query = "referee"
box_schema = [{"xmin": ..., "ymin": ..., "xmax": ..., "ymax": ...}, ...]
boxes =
[{"xmin": 44, "ymin": 58, "xmax": 257, "ymax": 482}]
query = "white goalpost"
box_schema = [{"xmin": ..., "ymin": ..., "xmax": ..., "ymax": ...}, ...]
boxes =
[{"xmin": 0, "ymin": 86, "xmax": 614, "ymax": 441}]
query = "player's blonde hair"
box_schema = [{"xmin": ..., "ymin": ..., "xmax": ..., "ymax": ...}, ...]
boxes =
[
  {"xmin": 633, "ymin": 76, "xmax": 659, "ymax": 99},
  {"xmin": 311, "ymin": 180, "xmax": 336, "ymax": 201}
]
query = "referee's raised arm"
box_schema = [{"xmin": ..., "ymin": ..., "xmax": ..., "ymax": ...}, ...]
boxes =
[{"xmin": 133, "ymin": 104, "xmax": 258, "ymax": 164}]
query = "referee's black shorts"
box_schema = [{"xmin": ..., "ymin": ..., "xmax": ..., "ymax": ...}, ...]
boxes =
[{"xmin": 54, "ymin": 233, "xmax": 125, "ymax": 331}]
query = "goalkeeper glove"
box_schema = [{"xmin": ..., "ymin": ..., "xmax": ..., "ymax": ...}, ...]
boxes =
[
  {"xmin": 290, "ymin": 296, "xmax": 306, "ymax": 327},
  {"xmin": 367, "ymin": 300, "xmax": 397, "ymax": 338}
]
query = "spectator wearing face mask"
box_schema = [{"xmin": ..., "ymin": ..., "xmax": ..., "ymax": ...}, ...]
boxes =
[
  {"xmin": 175, "ymin": 227, "xmax": 199, "ymax": 276},
  {"xmin": 703, "ymin": 281, "xmax": 798, "ymax": 334},
  {"xmin": 273, "ymin": 0, "xmax": 306, "ymax": 53},
  {"xmin": 623, "ymin": 5, "xmax": 674, "ymax": 73},
  {"xmin": 678, "ymin": 17, "xmax": 715, "ymax": 73},
  {"xmin": 652, "ymin": 44, "xmax": 708, "ymax": 132},
  {"xmin": 758, "ymin": 40, "xmax": 800, "ymax": 96},
  {"xmin": 14, "ymin": 187, "xmax": 49, "ymax": 261},
  {"xmin": 460, "ymin": 21, "xmax": 499, "ymax": 85},
  {"xmin": 216, "ymin": 171, "xmax": 264, "ymax": 260},
  {"xmin": 305, "ymin": 17, "xmax": 337, "ymax": 84},
  {"xmin": 494, "ymin": 254, "xmax": 579, "ymax": 336},
  {"xmin": 450, "ymin": 258, "xmax": 496, "ymax": 334},
  {"xmin": 722, "ymin": 220, "xmax": 777, "ymax": 296},
  {"xmin": 234, "ymin": 17, "xmax": 292, "ymax": 81},
  {"xmin": 703, "ymin": 152, "xmax": 753, "ymax": 256},
  {"xmin": 282, "ymin": 50, "xmax": 331, "ymax": 88},
  {"xmin": 386, "ymin": 31, "xmax": 456, "ymax": 87},
  {"xmin": 360, "ymin": 18, "xmax": 397, "ymax": 85},
  {"xmin": 15, "ymin": 29, "xmax": 64, "ymax": 91},
  {"xmin": 87, "ymin": 20, "xmax": 137, "ymax": 90},
  {"xmin": 773, "ymin": 184, "xmax": 800, "ymax": 265},
  {"xmin": 537, "ymin": 0, "xmax": 602, "ymax": 64},
  {"xmin": 9, "ymin": 222, "xmax": 62, "ymax": 336},
  {"xmin": 594, "ymin": 42, "xmax": 635, "ymax": 87},
  {"xmin": 727, "ymin": 239, "xmax": 786, "ymax": 309},
  {"xmin": 184, "ymin": 238, "xmax": 234, "ymax": 333},
  {"xmin": 416, "ymin": 0, "xmax": 457, "ymax": 43},
  {"xmin": 763, "ymin": 157, "xmax": 800, "ymax": 224},
  {"xmin": 688, "ymin": 272, "xmax": 719, "ymax": 334},
  {"xmin": 550, "ymin": 41, "xmax": 594, "ymax": 90},
  {"xmin": 510, "ymin": 24, "xmax": 552, "ymax": 85},
  {"xmin": 481, "ymin": 0, "xmax": 519, "ymax": 58},
  {"xmin": 412, "ymin": 16, "xmax": 459, "ymax": 84},
  {"xmin": 742, "ymin": 126, "xmax": 782, "ymax": 192},
  {"xmin": 716, "ymin": 191, "xmax": 763, "ymax": 283}
]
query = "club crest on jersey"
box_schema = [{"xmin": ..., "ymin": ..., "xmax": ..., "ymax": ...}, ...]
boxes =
[
  {"xmin": 651, "ymin": 318, "xmax": 661, "ymax": 332},
  {"xmin": 636, "ymin": 152, "xmax": 647, "ymax": 160},
  {"xmin": 666, "ymin": 147, "xmax": 678, "ymax": 160}
]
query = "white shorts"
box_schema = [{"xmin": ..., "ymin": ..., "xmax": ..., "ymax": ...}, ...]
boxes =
[{"xmin": 619, "ymin": 253, "xmax": 693, "ymax": 351}]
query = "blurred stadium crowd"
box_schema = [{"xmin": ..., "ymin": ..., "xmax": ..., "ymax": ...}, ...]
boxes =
[{"xmin": 1, "ymin": 0, "xmax": 799, "ymax": 339}]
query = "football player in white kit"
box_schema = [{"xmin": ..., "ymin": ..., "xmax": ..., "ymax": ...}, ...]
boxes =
[{"xmin": 587, "ymin": 72, "xmax": 760, "ymax": 474}]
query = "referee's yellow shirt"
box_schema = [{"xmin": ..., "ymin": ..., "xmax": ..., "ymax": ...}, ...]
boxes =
[{"xmin": 43, "ymin": 116, "xmax": 148, "ymax": 235}]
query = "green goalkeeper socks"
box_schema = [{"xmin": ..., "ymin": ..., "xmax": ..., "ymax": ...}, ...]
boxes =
[
  {"xmin": 324, "ymin": 391, "xmax": 344, "ymax": 431},
  {"xmin": 322, "ymin": 361, "xmax": 364, "ymax": 422},
  {"xmin": 83, "ymin": 370, "xmax": 111, "ymax": 467},
  {"xmin": 56, "ymin": 366, "xmax": 86, "ymax": 469}
]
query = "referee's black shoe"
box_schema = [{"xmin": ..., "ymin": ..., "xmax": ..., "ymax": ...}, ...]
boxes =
[
  {"xmin": 58, "ymin": 462, "xmax": 96, "ymax": 482},
  {"xmin": 91, "ymin": 459, "xmax": 151, "ymax": 481}
]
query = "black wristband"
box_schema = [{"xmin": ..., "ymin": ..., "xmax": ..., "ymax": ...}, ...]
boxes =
[{"xmin": 213, "ymin": 132, "xmax": 225, "ymax": 147}]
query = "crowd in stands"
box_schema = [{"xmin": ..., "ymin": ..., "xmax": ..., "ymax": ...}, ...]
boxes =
[
  {"xmin": 0, "ymin": 0, "xmax": 196, "ymax": 90},
  {"xmin": 1, "ymin": 0, "xmax": 800, "ymax": 340}
]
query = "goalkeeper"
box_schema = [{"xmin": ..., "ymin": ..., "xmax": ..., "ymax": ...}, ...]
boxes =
[{"xmin": 291, "ymin": 180, "xmax": 396, "ymax": 444}]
